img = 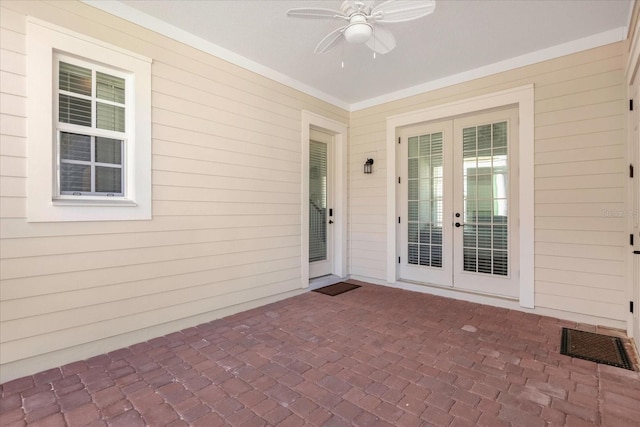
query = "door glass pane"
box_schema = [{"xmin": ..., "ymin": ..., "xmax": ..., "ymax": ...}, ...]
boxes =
[
  {"xmin": 462, "ymin": 121, "xmax": 509, "ymax": 276},
  {"xmin": 309, "ymin": 141, "xmax": 327, "ymax": 263},
  {"xmin": 408, "ymin": 132, "xmax": 443, "ymax": 268}
]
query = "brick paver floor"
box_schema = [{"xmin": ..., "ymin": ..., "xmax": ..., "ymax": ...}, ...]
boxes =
[{"xmin": 1, "ymin": 281, "xmax": 639, "ymax": 426}]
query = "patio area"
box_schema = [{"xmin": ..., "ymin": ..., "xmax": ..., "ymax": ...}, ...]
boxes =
[{"xmin": 1, "ymin": 281, "xmax": 639, "ymax": 426}]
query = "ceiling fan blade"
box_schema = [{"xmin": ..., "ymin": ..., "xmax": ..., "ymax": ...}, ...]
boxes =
[
  {"xmin": 286, "ymin": 8, "xmax": 344, "ymax": 20},
  {"xmin": 315, "ymin": 26, "xmax": 346, "ymax": 54},
  {"xmin": 371, "ymin": 0, "xmax": 436, "ymax": 23},
  {"xmin": 366, "ymin": 24, "xmax": 396, "ymax": 54}
]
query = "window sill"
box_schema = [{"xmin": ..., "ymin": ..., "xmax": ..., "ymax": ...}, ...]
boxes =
[{"xmin": 52, "ymin": 198, "xmax": 138, "ymax": 207}]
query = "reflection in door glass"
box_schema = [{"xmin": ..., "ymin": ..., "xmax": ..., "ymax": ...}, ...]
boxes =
[
  {"xmin": 408, "ymin": 132, "xmax": 443, "ymax": 268},
  {"xmin": 309, "ymin": 141, "xmax": 327, "ymax": 262},
  {"xmin": 462, "ymin": 122, "xmax": 508, "ymax": 276}
]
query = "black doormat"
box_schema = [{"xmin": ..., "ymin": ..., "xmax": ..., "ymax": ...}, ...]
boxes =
[
  {"xmin": 313, "ymin": 282, "xmax": 361, "ymax": 296},
  {"xmin": 560, "ymin": 328, "xmax": 633, "ymax": 370}
]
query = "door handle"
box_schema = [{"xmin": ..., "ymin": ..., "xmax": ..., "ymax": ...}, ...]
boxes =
[
  {"xmin": 634, "ymin": 250, "xmax": 640, "ymax": 254},
  {"xmin": 455, "ymin": 222, "xmax": 463, "ymax": 228},
  {"xmin": 328, "ymin": 220, "xmax": 334, "ymax": 224}
]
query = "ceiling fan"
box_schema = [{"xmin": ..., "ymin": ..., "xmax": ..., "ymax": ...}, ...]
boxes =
[{"xmin": 286, "ymin": 0, "xmax": 436, "ymax": 55}]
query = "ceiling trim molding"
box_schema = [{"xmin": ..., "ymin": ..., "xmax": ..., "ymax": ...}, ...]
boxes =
[
  {"xmin": 82, "ymin": 0, "xmax": 351, "ymax": 111},
  {"xmin": 350, "ymin": 26, "xmax": 627, "ymax": 111},
  {"xmin": 84, "ymin": 1, "xmax": 626, "ymax": 113}
]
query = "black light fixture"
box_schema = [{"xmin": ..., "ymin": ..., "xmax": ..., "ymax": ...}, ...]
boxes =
[{"xmin": 364, "ymin": 158, "xmax": 374, "ymax": 174}]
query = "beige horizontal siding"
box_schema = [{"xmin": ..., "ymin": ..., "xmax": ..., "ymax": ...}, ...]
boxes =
[
  {"xmin": 0, "ymin": 0, "xmax": 348, "ymax": 382},
  {"xmin": 535, "ymin": 229, "xmax": 625, "ymax": 246},
  {"xmin": 350, "ymin": 41, "xmax": 627, "ymax": 325},
  {"xmin": 2, "ymin": 246, "xmax": 300, "ymax": 301}
]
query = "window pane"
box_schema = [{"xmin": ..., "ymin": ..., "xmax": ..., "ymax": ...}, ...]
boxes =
[
  {"xmin": 478, "ymin": 249, "xmax": 492, "ymax": 274},
  {"xmin": 95, "ymin": 166, "xmax": 122, "ymax": 193},
  {"xmin": 59, "ymin": 62, "xmax": 91, "ymax": 96},
  {"xmin": 408, "ymin": 244, "xmax": 418, "ymax": 264},
  {"xmin": 419, "ymin": 134, "xmax": 430, "ymax": 156},
  {"xmin": 408, "ymin": 179, "xmax": 418, "ymax": 200},
  {"xmin": 419, "ymin": 223, "xmax": 430, "ymax": 244},
  {"xmin": 60, "ymin": 163, "xmax": 91, "ymax": 192},
  {"xmin": 95, "ymin": 137, "xmax": 123, "ymax": 165},
  {"xmin": 408, "ymin": 136, "xmax": 419, "ymax": 158},
  {"xmin": 96, "ymin": 72, "xmax": 125, "ymax": 103},
  {"xmin": 477, "ymin": 124, "xmax": 492, "ymax": 150},
  {"xmin": 493, "ymin": 122, "xmax": 507, "ymax": 148},
  {"xmin": 419, "ymin": 245, "xmax": 430, "ymax": 266},
  {"xmin": 431, "ymin": 133, "xmax": 443, "ymax": 155},
  {"xmin": 408, "ymin": 223, "xmax": 418, "ymax": 243},
  {"xmin": 431, "ymin": 245, "xmax": 442, "ymax": 268},
  {"xmin": 408, "ymin": 158, "xmax": 418, "ymax": 179},
  {"xmin": 59, "ymin": 94, "xmax": 91, "ymax": 127},
  {"xmin": 97, "ymin": 103, "xmax": 125, "ymax": 132},
  {"xmin": 60, "ymin": 132, "xmax": 91, "ymax": 161},
  {"xmin": 493, "ymin": 251, "xmax": 508, "ymax": 276},
  {"xmin": 463, "ymin": 127, "xmax": 476, "ymax": 152}
]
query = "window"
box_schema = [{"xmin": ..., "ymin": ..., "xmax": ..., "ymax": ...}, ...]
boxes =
[
  {"xmin": 56, "ymin": 58, "xmax": 128, "ymax": 197},
  {"xmin": 27, "ymin": 18, "xmax": 152, "ymax": 222}
]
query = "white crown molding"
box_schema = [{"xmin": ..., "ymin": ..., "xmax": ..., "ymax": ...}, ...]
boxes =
[
  {"xmin": 351, "ymin": 27, "xmax": 627, "ymax": 111},
  {"xmin": 82, "ymin": 0, "xmax": 351, "ymax": 111},
  {"xmin": 84, "ymin": 1, "xmax": 626, "ymax": 113}
]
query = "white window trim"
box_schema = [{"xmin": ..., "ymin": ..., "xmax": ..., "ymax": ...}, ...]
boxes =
[
  {"xmin": 386, "ymin": 85, "xmax": 535, "ymax": 309},
  {"xmin": 27, "ymin": 17, "xmax": 152, "ymax": 221}
]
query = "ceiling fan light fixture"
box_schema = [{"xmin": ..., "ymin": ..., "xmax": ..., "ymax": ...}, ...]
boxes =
[
  {"xmin": 344, "ymin": 15, "xmax": 372, "ymax": 44},
  {"xmin": 287, "ymin": 0, "xmax": 436, "ymax": 54}
]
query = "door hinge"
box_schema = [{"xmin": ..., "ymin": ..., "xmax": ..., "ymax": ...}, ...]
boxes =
[
  {"xmin": 630, "ymin": 164, "xmax": 634, "ymax": 178},
  {"xmin": 398, "ymin": 137, "xmax": 401, "ymax": 144},
  {"xmin": 631, "ymin": 234, "xmax": 635, "ymax": 246},
  {"xmin": 631, "ymin": 301, "xmax": 634, "ymax": 314},
  {"xmin": 398, "ymin": 256, "xmax": 401, "ymax": 263},
  {"xmin": 398, "ymin": 217, "xmax": 401, "ymax": 224},
  {"xmin": 398, "ymin": 177, "xmax": 401, "ymax": 184},
  {"xmin": 631, "ymin": 99, "xmax": 634, "ymax": 111}
]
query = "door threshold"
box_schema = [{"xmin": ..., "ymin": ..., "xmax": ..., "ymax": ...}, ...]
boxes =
[{"xmin": 309, "ymin": 274, "xmax": 347, "ymax": 291}]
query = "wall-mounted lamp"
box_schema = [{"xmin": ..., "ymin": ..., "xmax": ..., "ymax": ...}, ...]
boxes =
[{"xmin": 364, "ymin": 158, "xmax": 374, "ymax": 174}]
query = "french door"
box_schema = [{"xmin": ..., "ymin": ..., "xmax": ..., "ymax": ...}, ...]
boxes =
[
  {"xmin": 398, "ymin": 108, "xmax": 519, "ymax": 298},
  {"xmin": 309, "ymin": 129, "xmax": 334, "ymax": 278}
]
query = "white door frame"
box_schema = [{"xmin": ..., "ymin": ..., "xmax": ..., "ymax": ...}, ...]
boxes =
[
  {"xmin": 626, "ymin": 22, "xmax": 640, "ymax": 346},
  {"xmin": 386, "ymin": 85, "xmax": 535, "ymax": 308},
  {"xmin": 301, "ymin": 111, "xmax": 348, "ymax": 286}
]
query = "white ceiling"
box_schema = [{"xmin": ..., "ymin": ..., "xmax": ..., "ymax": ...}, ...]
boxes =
[{"xmin": 89, "ymin": 0, "xmax": 632, "ymax": 110}]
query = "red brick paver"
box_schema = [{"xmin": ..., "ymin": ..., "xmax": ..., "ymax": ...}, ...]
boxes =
[{"xmin": 1, "ymin": 282, "xmax": 639, "ymax": 426}]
